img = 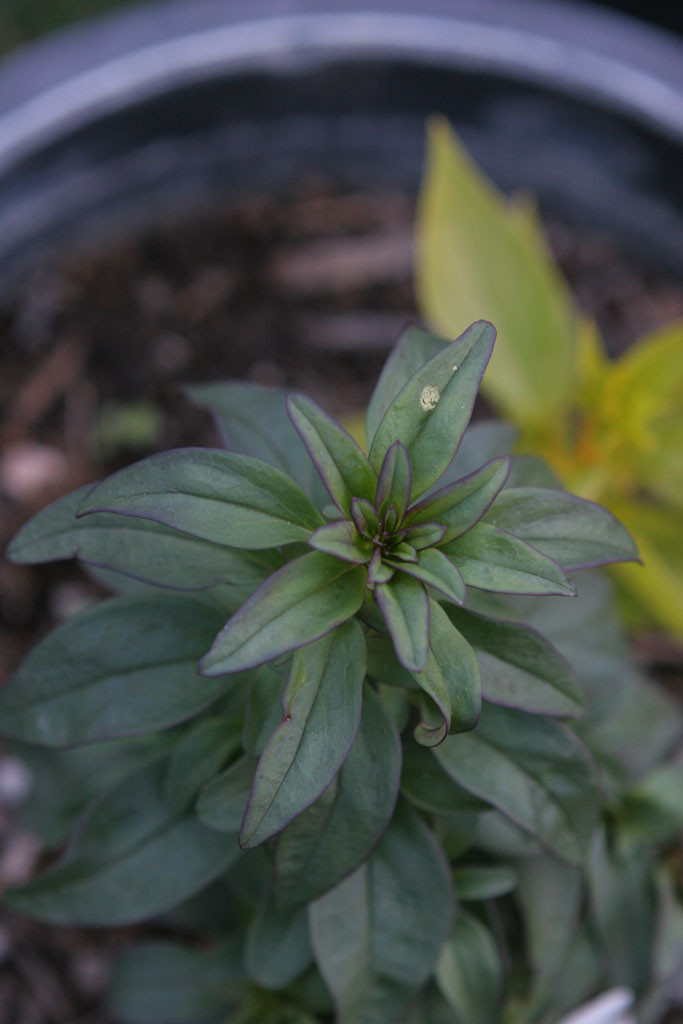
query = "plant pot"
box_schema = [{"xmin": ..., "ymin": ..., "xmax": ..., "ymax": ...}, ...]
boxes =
[{"xmin": 1, "ymin": 0, "xmax": 683, "ymax": 299}]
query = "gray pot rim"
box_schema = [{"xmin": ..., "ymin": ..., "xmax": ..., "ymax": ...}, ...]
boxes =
[{"xmin": 1, "ymin": 0, "xmax": 682, "ymax": 179}]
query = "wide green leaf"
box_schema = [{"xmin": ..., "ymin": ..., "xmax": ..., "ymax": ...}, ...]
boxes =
[
  {"xmin": 369, "ymin": 321, "xmax": 495, "ymax": 499},
  {"xmin": 485, "ymin": 487, "xmax": 639, "ymax": 569},
  {"xmin": 274, "ymin": 686, "xmax": 401, "ymax": 912},
  {"xmin": 77, "ymin": 448, "xmax": 323, "ymax": 549},
  {"xmin": 287, "ymin": 394, "xmax": 376, "ymax": 514},
  {"xmin": 391, "ymin": 547, "xmax": 465, "ymax": 606},
  {"xmin": 196, "ymin": 755, "xmax": 256, "ymax": 834},
  {"xmin": 447, "ymin": 606, "xmax": 585, "ymax": 718},
  {"xmin": 407, "ymin": 457, "xmax": 509, "ymax": 543},
  {"xmin": 200, "ymin": 552, "xmax": 366, "ymax": 675},
  {"xmin": 442, "ymin": 523, "xmax": 576, "ymax": 596},
  {"xmin": 375, "ymin": 441, "xmax": 412, "ymax": 521},
  {"xmin": 434, "ymin": 703, "xmax": 600, "ymax": 862},
  {"xmin": 184, "ymin": 380, "xmax": 325, "ymax": 503},
  {"xmin": 0, "ymin": 595, "xmax": 230, "ymax": 746},
  {"xmin": 238, "ymin": 618, "xmax": 366, "ymax": 848},
  {"xmin": 7, "ymin": 766, "xmax": 239, "ymax": 925},
  {"xmin": 308, "ymin": 519, "xmax": 373, "ymax": 564},
  {"xmin": 164, "ymin": 716, "xmax": 242, "ymax": 813},
  {"xmin": 246, "ymin": 900, "xmax": 313, "ymax": 990},
  {"xmin": 412, "ymin": 600, "xmax": 481, "ymax": 746},
  {"xmin": 108, "ymin": 938, "xmax": 244, "ymax": 1023},
  {"xmin": 376, "ymin": 574, "xmax": 429, "ymax": 672},
  {"xmin": 366, "ymin": 324, "xmax": 446, "ymax": 446},
  {"xmin": 6, "ymin": 484, "xmax": 282, "ymax": 592},
  {"xmin": 435, "ymin": 914, "xmax": 503, "ymax": 1024},
  {"xmin": 309, "ymin": 803, "xmax": 453, "ymax": 1024}
]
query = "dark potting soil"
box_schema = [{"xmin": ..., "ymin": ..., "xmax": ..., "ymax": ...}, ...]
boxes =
[{"xmin": 0, "ymin": 181, "xmax": 682, "ymax": 1022}]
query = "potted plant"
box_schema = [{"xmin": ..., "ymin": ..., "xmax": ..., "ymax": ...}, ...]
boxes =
[
  {"xmin": 4, "ymin": 317, "xmax": 681, "ymax": 1024},
  {"xmin": 1, "ymin": 2, "xmax": 682, "ymax": 1021}
]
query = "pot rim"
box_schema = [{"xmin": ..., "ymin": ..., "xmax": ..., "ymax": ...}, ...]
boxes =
[{"xmin": 1, "ymin": 0, "xmax": 682, "ymax": 179}]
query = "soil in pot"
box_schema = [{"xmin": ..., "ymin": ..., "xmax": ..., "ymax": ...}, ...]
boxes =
[{"xmin": 1, "ymin": 180, "xmax": 683, "ymax": 1022}]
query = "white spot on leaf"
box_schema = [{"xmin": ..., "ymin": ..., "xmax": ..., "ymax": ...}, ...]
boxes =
[{"xmin": 419, "ymin": 385, "xmax": 440, "ymax": 411}]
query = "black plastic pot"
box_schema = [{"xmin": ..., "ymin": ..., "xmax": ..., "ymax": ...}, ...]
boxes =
[{"xmin": 0, "ymin": 0, "xmax": 682, "ymax": 295}]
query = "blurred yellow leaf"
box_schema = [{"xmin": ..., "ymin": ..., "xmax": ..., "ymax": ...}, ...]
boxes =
[{"xmin": 416, "ymin": 118, "xmax": 577, "ymax": 426}]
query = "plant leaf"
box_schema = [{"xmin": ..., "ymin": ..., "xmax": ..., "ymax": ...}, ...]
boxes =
[
  {"xmin": 375, "ymin": 441, "xmax": 412, "ymax": 521},
  {"xmin": 246, "ymin": 900, "xmax": 313, "ymax": 990},
  {"xmin": 7, "ymin": 766, "xmax": 239, "ymax": 925},
  {"xmin": 200, "ymin": 552, "xmax": 366, "ymax": 675},
  {"xmin": 402, "ymin": 522, "xmax": 446, "ymax": 549},
  {"xmin": 401, "ymin": 741, "xmax": 487, "ymax": 815},
  {"xmin": 391, "ymin": 548, "xmax": 465, "ymax": 606},
  {"xmin": 0, "ymin": 595, "xmax": 231, "ymax": 746},
  {"xmin": 184, "ymin": 380, "xmax": 325, "ymax": 503},
  {"xmin": 516, "ymin": 856, "xmax": 583, "ymax": 1011},
  {"xmin": 485, "ymin": 487, "xmax": 638, "ymax": 569},
  {"xmin": 435, "ymin": 914, "xmax": 503, "ymax": 1024},
  {"xmin": 77, "ymin": 448, "xmax": 323, "ymax": 550},
  {"xmin": 196, "ymin": 756, "xmax": 256, "ymax": 834},
  {"xmin": 434, "ymin": 703, "xmax": 600, "ymax": 862},
  {"xmin": 108, "ymin": 938, "xmax": 244, "ymax": 1024},
  {"xmin": 407, "ymin": 457, "xmax": 509, "ymax": 543},
  {"xmin": 412, "ymin": 600, "xmax": 481, "ymax": 746},
  {"xmin": 368, "ymin": 320, "xmax": 496, "ymax": 499},
  {"xmin": 366, "ymin": 324, "xmax": 446, "ymax": 447},
  {"xmin": 442, "ymin": 523, "xmax": 576, "ymax": 596},
  {"xmin": 6, "ymin": 485, "xmax": 282, "ymax": 593},
  {"xmin": 238, "ymin": 618, "xmax": 366, "ymax": 848},
  {"xmin": 274, "ymin": 685, "xmax": 401, "ymax": 912},
  {"xmin": 416, "ymin": 118, "xmax": 576, "ymax": 425},
  {"xmin": 287, "ymin": 394, "xmax": 376, "ymax": 515},
  {"xmin": 242, "ymin": 661, "xmax": 290, "ymax": 756},
  {"xmin": 375, "ymin": 574, "xmax": 430, "ymax": 672},
  {"xmin": 309, "ymin": 803, "xmax": 453, "ymax": 1024},
  {"xmin": 164, "ymin": 716, "xmax": 243, "ymax": 814},
  {"xmin": 447, "ymin": 606, "xmax": 585, "ymax": 718},
  {"xmin": 308, "ymin": 519, "xmax": 373, "ymax": 564}
]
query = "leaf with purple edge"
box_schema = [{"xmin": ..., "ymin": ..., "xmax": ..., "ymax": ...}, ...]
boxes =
[
  {"xmin": 350, "ymin": 497, "xmax": 379, "ymax": 537},
  {"xmin": 412, "ymin": 600, "xmax": 481, "ymax": 747},
  {"xmin": 375, "ymin": 441, "xmax": 412, "ymax": 522},
  {"xmin": 447, "ymin": 605, "xmax": 585, "ymax": 718},
  {"xmin": 368, "ymin": 321, "xmax": 496, "ymax": 499},
  {"xmin": 390, "ymin": 542, "xmax": 418, "ymax": 563},
  {"xmin": 199, "ymin": 552, "xmax": 366, "ymax": 675},
  {"xmin": 367, "ymin": 549, "xmax": 394, "ymax": 585},
  {"xmin": 273, "ymin": 685, "xmax": 401, "ymax": 912},
  {"xmin": 389, "ymin": 548, "xmax": 465, "ymax": 606},
  {"xmin": 6, "ymin": 484, "xmax": 282, "ymax": 593},
  {"xmin": 286, "ymin": 395, "xmax": 376, "ymax": 515},
  {"xmin": 406, "ymin": 457, "xmax": 510, "ymax": 543},
  {"xmin": 433, "ymin": 704, "xmax": 601, "ymax": 863},
  {"xmin": 238, "ymin": 618, "xmax": 366, "ymax": 849},
  {"xmin": 375, "ymin": 575, "xmax": 430, "ymax": 673},
  {"xmin": 483, "ymin": 487, "xmax": 639, "ymax": 569},
  {"xmin": 442, "ymin": 523, "xmax": 576, "ymax": 596},
  {"xmin": 76, "ymin": 449, "xmax": 324, "ymax": 550},
  {"xmin": 402, "ymin": 522, "xmax": 446, "ymax": 550},
  {"xmin": 308, "ymin": 520, "xmax": 373, "ymax": 565}
]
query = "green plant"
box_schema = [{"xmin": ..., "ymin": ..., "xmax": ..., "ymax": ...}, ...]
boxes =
[
  {"xmin": 2, "ymin": 321, "xmax": 681, "ymax": 1023},
  {"xmin": 417, "ymin": 119, "xmax": 683, "ymax": 639}
]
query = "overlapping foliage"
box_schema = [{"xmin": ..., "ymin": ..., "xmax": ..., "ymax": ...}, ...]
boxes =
[
  {"xmin": 2, "ymin": 322, "xmax": 681, "ymax": 1023},
  {"xmin": 417, "ymin": 118, "xmax": 683, "ymax": 639}
]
